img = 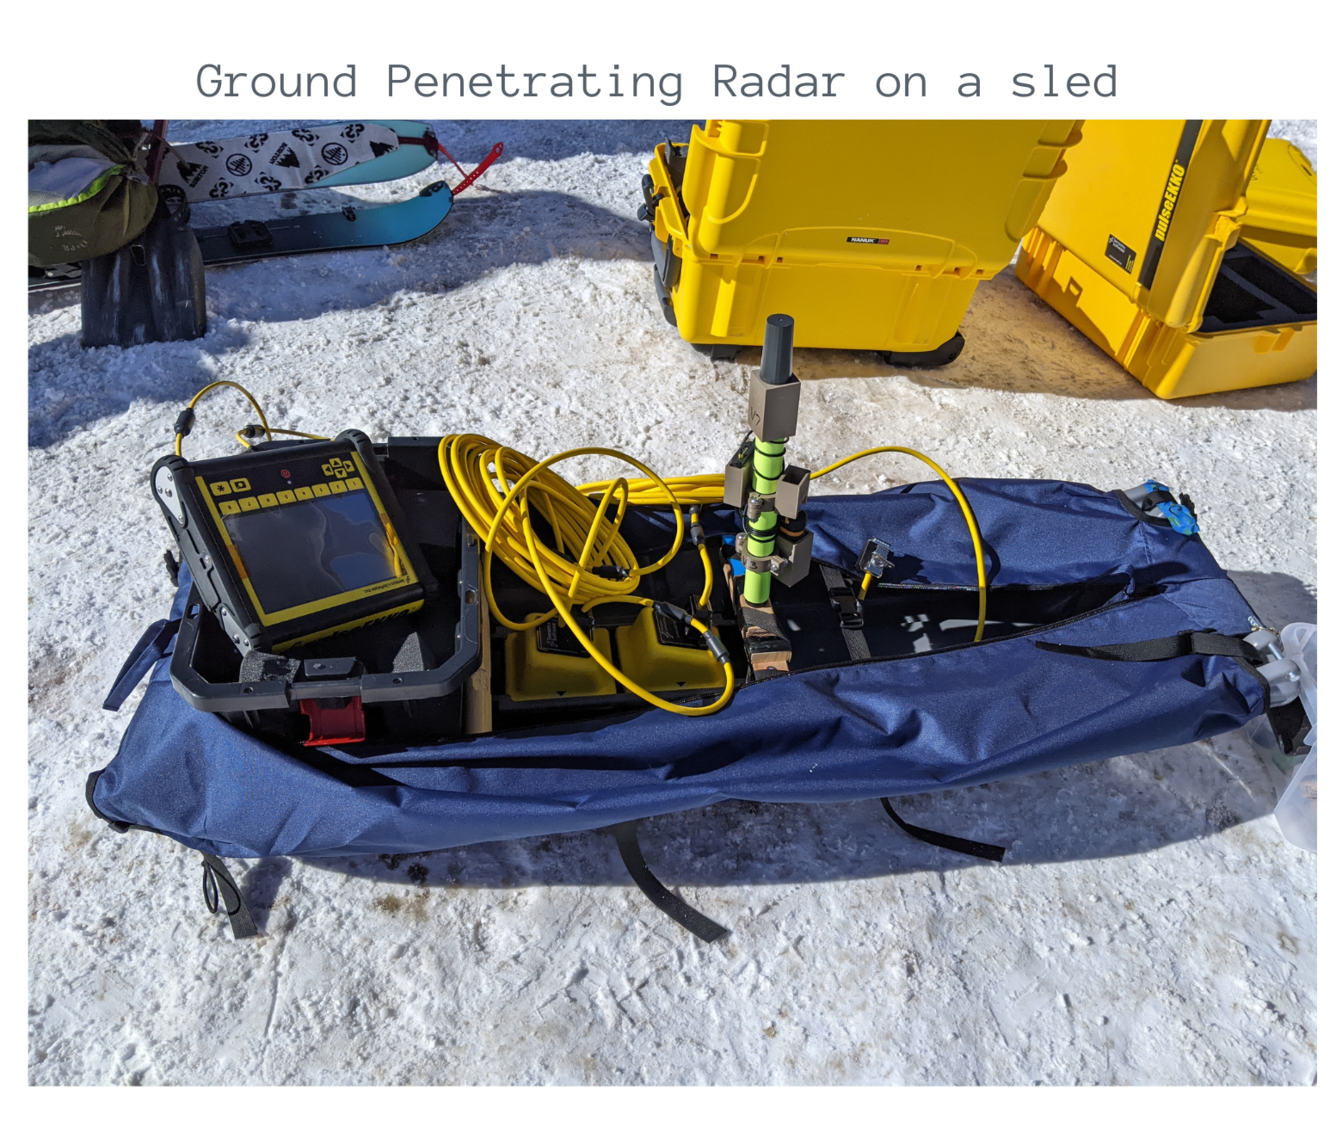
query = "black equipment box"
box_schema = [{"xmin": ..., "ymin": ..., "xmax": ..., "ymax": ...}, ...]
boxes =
[{"xmin": 165, "ymin": 437, "xmax": 481, "ymax": 745}]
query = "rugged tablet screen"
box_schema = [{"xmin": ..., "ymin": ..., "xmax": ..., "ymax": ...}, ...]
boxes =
[
  {"xmin": 153, "ymin": 431, "xmax": 432, "ymax": 653},
  {"xmin": 222, "ymin": 487, "xmax": 402, "ymax": 615}
]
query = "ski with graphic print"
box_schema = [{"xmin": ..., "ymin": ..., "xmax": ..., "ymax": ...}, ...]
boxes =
[
  {"xmin": 190, "ymin": 143, "xmax": 503, "ymax": 266},
  {"xmin": 158, "ymin": 120, "xmax": 443, "ymax": 203},
  {"xmin": 191, "ymin": 179, "xmax": 455, "ymax": 265}
]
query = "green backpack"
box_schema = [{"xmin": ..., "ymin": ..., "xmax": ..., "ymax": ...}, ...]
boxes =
[{"xmin": 28, "ymin": 120, "xmax": 158, "ymax": 267}]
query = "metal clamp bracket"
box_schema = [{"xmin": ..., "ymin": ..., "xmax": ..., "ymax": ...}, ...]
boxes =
[{"xmin": 858, "ymin": 537, "xmax": 894, "ymax": 579}]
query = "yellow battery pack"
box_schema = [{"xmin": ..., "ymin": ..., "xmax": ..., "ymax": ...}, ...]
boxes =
[
  {"xmin": 614, "ymin": 608, "xmax": 727, "ymax": 694},
  {"xmin": 503, "ymin": 616, "xmax": 615, "ymax": 702}
]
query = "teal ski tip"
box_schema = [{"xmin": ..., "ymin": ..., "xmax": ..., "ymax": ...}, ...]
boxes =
[
  {"xmin": 317, "ymin": 120, "xmax": 441, "ymax": 189},
  {"xmin": 192, "ymin": 180, "xmax": 454, "ymax": 268}
]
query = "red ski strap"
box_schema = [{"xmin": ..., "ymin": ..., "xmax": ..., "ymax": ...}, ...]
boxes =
[
  {"xmin": 451, "ymin": 142, "xmax": 504, "ymax": 195},
  {"xmin": 391, "ymin": 132, "xmax": 503, "ymax": 194},
  {"xmin": 407, "ymin": 130, "xmax": 470, "ymax": 180}
]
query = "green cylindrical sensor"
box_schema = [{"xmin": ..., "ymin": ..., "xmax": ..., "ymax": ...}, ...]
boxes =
[{"xmin": 744, "ymin": 314, "xmax": 796, "ymax": 606}]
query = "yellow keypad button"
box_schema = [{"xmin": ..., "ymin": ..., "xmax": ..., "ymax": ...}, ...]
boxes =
[
  {"xmin": 294, "ymin": 487, "xmax": 314, "ymax": 501},
  {"xmin": 229, "ymin": 478, "xmax": 251, "ymax": 493},
  {"xmin": 258, "ymin": 493, "xmax": 279, "ymax": 508},
  {"xmin": 277, "ymin": 490, "xmax": 296, "ymax": 504},
  {"xmin": 312, "ymin": 483, "xmax": 331, "ymax": 497},
  {"xmin": 238, "ymin": 496, "xmax": 260, "ymax": 511},
  {"xmin": 345, "ymin": 477, "xmax": 364, "ymax": 491},
  {"xmin": 209, "ymin": 481, "xmax": 232, "ymax": 496},
  {"xmin": 329, "ymin": 480, "xmax": 347, "ymax": 494},
  {"xmin": 218, "ymin": 500, "xmax": 240, "ymax": 515}
]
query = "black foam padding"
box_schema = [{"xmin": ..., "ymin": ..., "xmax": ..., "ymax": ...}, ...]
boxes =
[
  {"xmin": 238, "ymin": 652, "xmax": 301, "ymax": 683},
  {"xmin": 391, "ymin": 632, "xmax": 432, "ymax": 673}
]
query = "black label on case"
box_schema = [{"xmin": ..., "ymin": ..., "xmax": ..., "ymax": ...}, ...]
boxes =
[
  {"xmin": 536, "ymin": 619, "xmax": 592, "ymax": 658},
  {"xmin": 1106, "ymin": 235, "xmax": 1137, "ymax": 273}
]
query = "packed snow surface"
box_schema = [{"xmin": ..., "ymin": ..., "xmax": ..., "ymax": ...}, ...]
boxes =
[{"xmin": 28, "ymin": 119, "xmax": 1317, "ymax": 1085}]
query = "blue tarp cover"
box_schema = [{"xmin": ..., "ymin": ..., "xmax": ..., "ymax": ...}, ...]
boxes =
[{"xmin": 91, "ymin": 479, "xmax": 1264, "ymax": 859}]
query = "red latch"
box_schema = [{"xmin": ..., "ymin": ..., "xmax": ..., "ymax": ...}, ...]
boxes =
[{"xmin": 300, "ymin": 697, "xmax": 366, "ymax": 746}]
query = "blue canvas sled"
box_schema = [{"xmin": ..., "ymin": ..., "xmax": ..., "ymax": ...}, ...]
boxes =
[{"xmin": 88, "ymin": 478, "xmax": 1290, "ymax": 940}]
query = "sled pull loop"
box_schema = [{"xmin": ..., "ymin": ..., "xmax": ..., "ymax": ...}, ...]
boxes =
[
  {"xmin": 881, "ymin": 798, "xmax": 1006, "ymax": 863},
  {"xmin": 609, "ymin": 820, "xmax": 729, "ymax": 943},
  {"xmin": 200, "ymin": 854, "xmax": 258, "ymax": 940}
]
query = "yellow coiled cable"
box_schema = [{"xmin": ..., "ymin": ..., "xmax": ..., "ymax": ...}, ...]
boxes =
[
  {"xmin": 169, "ymin": 382, "xmax": 985, "ymax": 702},
  {"xmin": 438, "ymin": 435, "xmax": 734, "ymax": 717}
]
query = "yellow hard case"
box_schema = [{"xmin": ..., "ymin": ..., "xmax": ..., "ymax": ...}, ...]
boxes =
[
  {"xmin": 648, "ymin": 119, "xmax": 1082, "ymax": 355},
  {"xmin": 1016, "ymin": 120, "xmax": 1316, "ymax": 399},
  {"xmin": 503, "ymin": 620, "xmax": 615, "ymax": 702},
  {"xmin": 614, "ymin": 608, "xmax": 727, "ymax": 694}
]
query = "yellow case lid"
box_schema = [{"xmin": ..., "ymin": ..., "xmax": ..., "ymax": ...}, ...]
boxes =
[
  {"xmin": 1035, "ymin": 120, "xmax": 1269, "ymax": 331},
  {"xmin": 1243, "ymin": 138, "xmax": 1317, "ymax": 240}
]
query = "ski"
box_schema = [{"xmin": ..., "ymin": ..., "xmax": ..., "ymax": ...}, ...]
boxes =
[
  {"xmin": 29, "ymin": 181, "xmax": 454, "ymax": 290},
  {"xmin": 192, "ymin": 179, "xmax": 454, "ymax": 266},
  {"xmin": 159, "ymin": 120, "xmax": 442, "ymax": 203}
]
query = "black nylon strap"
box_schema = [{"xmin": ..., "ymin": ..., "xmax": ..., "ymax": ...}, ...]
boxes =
[
  {"xmin": 84, "ymin": 770, "xmax": 130, "ymax": 834},
  {"xmin": 1034, "ymin": 630, "xmax": 1260, "ymax": 664},
  {"xmin": 881, "ymin": 798, "xmax": 1006, "ymax": 863},
  {"xmin": 609, "ymin": 820, "xmax": 728, "ymax": 943},
  {"xmin": 200, "ymin": 854, "xmax": 258, "ymax": 939},
  {"xmin": 820, "ymin": 565, "xmax": 871, "ymax": 660},
  {"xmin": 102, "ymin": 617, "xmax": 181, "ymax": 711},
  {"xmin": 841, "ymin": 625, "xmax": 871, "ymax": 662}
]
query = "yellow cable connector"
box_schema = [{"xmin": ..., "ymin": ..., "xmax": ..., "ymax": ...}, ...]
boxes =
[
  {"xmin": 174, "ymin": 380, "xmax": 272, "ymax": 456},
  {"xmin": 812, "ymin": 447, "xmax": 988, "ymax": 641}
]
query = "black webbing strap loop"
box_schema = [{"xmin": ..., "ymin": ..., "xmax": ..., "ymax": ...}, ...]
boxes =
[
  {"xmin": 609, "ymin": 820, "xmax": 729, "ymax": 943},
  {"xmin": 1033, "ymin": 630, "xmax": 1260, "ymax": 664},
  {"xmin": 200, "ymin": 854, "xmax": 258, "ymax": 939},
  {"xmin": 881, "ymin": 798, "xmax": 1006, "ymax": 863},
  {"xmin": 102, "ymin": 617, "xmax": 181, "ymax": 711}
]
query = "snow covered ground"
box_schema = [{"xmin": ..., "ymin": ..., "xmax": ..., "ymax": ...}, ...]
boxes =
[{"xmin": 28, "ymin": 119, "xmax": 1317, "ymax": 1085}]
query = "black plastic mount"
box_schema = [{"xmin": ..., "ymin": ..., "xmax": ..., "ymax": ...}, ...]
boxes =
[{"xmin": 168, "ymin": 518, "xmax": 480, "ymax": 713}]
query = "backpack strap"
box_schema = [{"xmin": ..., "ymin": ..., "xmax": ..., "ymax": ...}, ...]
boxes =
[
  {"xmin": 881, "ymin": 798, "xmax": 1006, "ymax": 862},
  {"xmin": 608, "ymin": 820, "xmax": 728, "ymax": 943},
  {"xmin": 200, "ymin": 854, "xmax": 258, "ymax": 940}
]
